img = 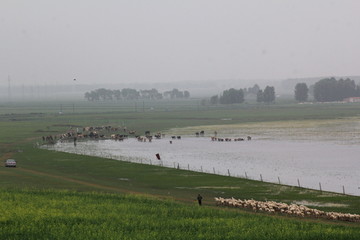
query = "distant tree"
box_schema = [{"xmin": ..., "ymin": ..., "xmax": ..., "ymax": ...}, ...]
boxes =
[
  {"xmin": 337, "ymin": 78, "xmax": 357, "ymax": 100},
  {"xmin": 163, "ymin": 88, "xmax": 189, "ymax": 99},
  {"xmin": 248, "ymin": 84, "xmax": 260, "ymax": 95},
  {"xmin": 140, "ymin": 88, "xmax": 162, "ymax": 100},
  {"xmin": 113, "ymin": 89, "xmax": 122, "ymax": 100},
  {"xmin": 263, "ymin": 86, "xmax": 275, "ymax": 103},
  {"xmin": 219, "ymin": 88, "xmax": 244, "ymax": 104},
  {"xmin": 313, "ymin": 78, "xmax": 338, "ymax": 102},
  {"xmin": 84, "ymin": 92, "xmax": 92, "ymax": 101},
  {"xmin": 294, "ymin": 83, "xmax": 309, "ymax": 102},
  {"xmin": 210, "ymin": 95, "xmax": 219, "ymax": 105},
  {"xmin": 84, "ymin": 90, "xmax": 99, "ymax": 101},
  {"xmin": 84, "ymin": 87, "xmax": 189, "ymax": 102},
  {"xmin": 121, "ymin": 88, "xmax": 140, "ymax": 100},
  {"xmin": 256, "ymin": 90, "xmax": 264, "ymax": 103},
  {"xmin": 313, "ymin": 77, "xmax": 359, "ymax": 102},
  {"xmin": 184, "ymin": 90, "xmax": 190, "ymax": 98}
]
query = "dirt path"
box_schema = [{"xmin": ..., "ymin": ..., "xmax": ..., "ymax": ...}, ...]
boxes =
[{"xmin": 17, "ymin": 167, "xmax": 138, "ymax": 193}]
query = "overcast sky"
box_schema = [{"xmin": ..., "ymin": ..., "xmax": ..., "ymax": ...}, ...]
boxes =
[{"xmin": 1, "ymin": 0, "xmax": 359, "ymax": 86}]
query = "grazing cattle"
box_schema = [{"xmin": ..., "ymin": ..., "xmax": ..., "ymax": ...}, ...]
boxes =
[
  {"xmin": 171, "ymin": 136, "xmax": 176, "ymax": 139},
  {"xmin": 177, "ymin": 136, "xmax": 181, "ymax": 139},
  {"xmin": 247, "ymin": 136, "xmax": 252, "ymax": 141},
  {"xmin": 234, "ymin": 138, "xmax": 244, "ymax": 141},
  {"xmin": 137, "ymin": 136, "xmax": 146, "ymax": 142},
  {"xmin": 128, "ymin": 130, "xmax": 136, "ymax": 135},
  {"xmin": 146, "ymin": 136, "xmax": 153, "ymax": 142},
  {"xmin": 145, "ymin": 130, "xmax": 151, "ymax": 136},
  {"xmin": 196, "ymin": 131, "xmax": 204, "ymax": 137},
  {"xmin": 111, "ymin": 134, "xmax": 126, "ymax": 141}
]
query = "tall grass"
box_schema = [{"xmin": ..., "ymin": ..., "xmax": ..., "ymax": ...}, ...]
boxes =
[{"xmin": 1, "ymin": 189, "xmax": 359, "ymax": 240}]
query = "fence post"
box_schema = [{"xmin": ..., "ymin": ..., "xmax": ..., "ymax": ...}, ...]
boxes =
[
  {"xmin": 245, "ymin": 171, "xmax": 248, "ymax": 179},
  {"xmin": 278, "ymin": 177, "xmax": 281, "ymax": 184},
  {"xmin": 297, "ymin": 179, "xmax": 301, "ymax": 188},
  {"xmin": 213, "ymin": 167, "xmax": 216, "ymax": 174},
  {"xmin": 319, "ymin": 182, "xmax": 322, "ymax": 192},
  {"xmin": 228, "ymin": 169, "xmax": 230, "ymax": 176},
  {"xmin": 343, "ymin": 185, "xmax": 345, "ymax": 195},
  {"xmin": 177, "ymin": 163, "xmax": 179, "ymax": 169},
  {"xmin": 188, "ymin": 164, "xmax": 190, "ymax": 170},
  {"xmin": 260, "ymin": 174, "xmax": 263, "ymax": 182}
]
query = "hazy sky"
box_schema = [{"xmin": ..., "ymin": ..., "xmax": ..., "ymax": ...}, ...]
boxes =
[{"xmin": 1, "ymin": 0, "xmax": 359, "ymax": 86}]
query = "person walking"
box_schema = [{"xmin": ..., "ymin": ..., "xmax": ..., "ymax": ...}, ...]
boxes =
[{"xmin": 197, "ymin": 194, "xmax": 203, "ymax": 206}]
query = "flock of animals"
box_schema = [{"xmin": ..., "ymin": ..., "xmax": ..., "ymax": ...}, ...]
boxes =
[
  {"xmin": 215, "ymin": 197, "xmax": 360, "ymax": 222},
  {"xmin": 41, "ymin": 125, "xmax": 252, "ymax": 144}
]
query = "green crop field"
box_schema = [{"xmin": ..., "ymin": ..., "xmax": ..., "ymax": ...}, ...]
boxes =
[
  {"xmin": 1, "ymin": 189, "xmax": 359, "ymax": 240},
  {"xmin": 1, "ymin": 99, "xmax": 360, "ymax": 239}
]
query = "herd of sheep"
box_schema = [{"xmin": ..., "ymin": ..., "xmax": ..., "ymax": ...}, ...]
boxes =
[{"xmin": 215, "ymin": 197, "xmax": 360, "ymax": 222}]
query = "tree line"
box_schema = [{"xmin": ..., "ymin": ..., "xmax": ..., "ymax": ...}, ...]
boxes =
[
  {"xmin": 84, "ymin": 88, "xmax": 190, "ymax": 101},
  {"xmin": 209, "ymin": 85, "xmax": 276, "ymax": 105},
  {"xmin": 295, "ymin": 77, "xmax": 360, "ymax": 102},
  {"xmin": 207, "ymin": 77, "xmax": 360, "ymax": 105}
]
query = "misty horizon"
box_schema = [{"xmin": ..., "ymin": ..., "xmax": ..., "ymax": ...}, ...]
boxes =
[
  {"xmin": 1, "ymin": 0, "xmax": 359, "ymax": 87},
  {"xmin": 2, "ymin": 75, "xmax": 360, "ymax": 102}
]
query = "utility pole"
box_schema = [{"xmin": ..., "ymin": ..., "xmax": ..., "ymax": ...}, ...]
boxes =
[{"xmin": 7, "ymin": 75, "xmax": 11, "ymax": 102}]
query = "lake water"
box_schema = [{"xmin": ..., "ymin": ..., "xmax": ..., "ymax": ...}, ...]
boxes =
[{"xmin": 44, "ymin": 135, "xmax": 360, "ymax": 196}]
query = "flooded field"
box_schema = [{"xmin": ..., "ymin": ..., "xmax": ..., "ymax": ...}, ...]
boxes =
[{"xmin": 44, "ymin": 118, "xmax": 360, "ymax": 196}]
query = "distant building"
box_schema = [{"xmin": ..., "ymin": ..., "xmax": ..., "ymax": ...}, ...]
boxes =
[{"xmin": 343, "ymin": 97, "xmax": 360, "ymax": 103}]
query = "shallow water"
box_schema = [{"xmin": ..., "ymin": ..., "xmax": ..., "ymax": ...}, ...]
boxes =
[{"xmin": 45, "ymin": 135, "xmax": 360, "ymax": 196}]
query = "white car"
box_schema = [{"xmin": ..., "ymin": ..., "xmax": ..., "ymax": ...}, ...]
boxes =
[{"xmin": 5, "ymin": 159, "xmax": 16, "ymax": 167}]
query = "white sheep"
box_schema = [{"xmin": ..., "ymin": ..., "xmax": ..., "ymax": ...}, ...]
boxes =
[{"xmin": 214, "ymin": 197, "xmax": 360, "ymax": 222}]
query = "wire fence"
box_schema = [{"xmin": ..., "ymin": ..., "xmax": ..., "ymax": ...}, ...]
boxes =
[{"xmin": 44, "ymin": 144, "xmax": 354, "ymax": 196}]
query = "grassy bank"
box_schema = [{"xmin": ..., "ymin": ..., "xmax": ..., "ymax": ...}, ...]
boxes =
[{"xmin": 1, "ymin": 189, "xmax": 359, "ymax": 240}]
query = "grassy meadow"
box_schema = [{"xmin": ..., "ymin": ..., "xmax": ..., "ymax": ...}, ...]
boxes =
[
  {"xmin": 1, "ymin": 189, "xmax": 360, "ymax": 240},
  {"xmin": 1, "ymin": 99, "xmax": 360, "ymax": 239}
]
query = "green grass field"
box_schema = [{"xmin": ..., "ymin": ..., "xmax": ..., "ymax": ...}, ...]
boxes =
[
  {"xmin": 1, "ymin": 99, "xmax": 360, "ymax": 239},
  {"xmin": 1, "ymin": 189, "xmax": 359, "ymax": 240}
]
